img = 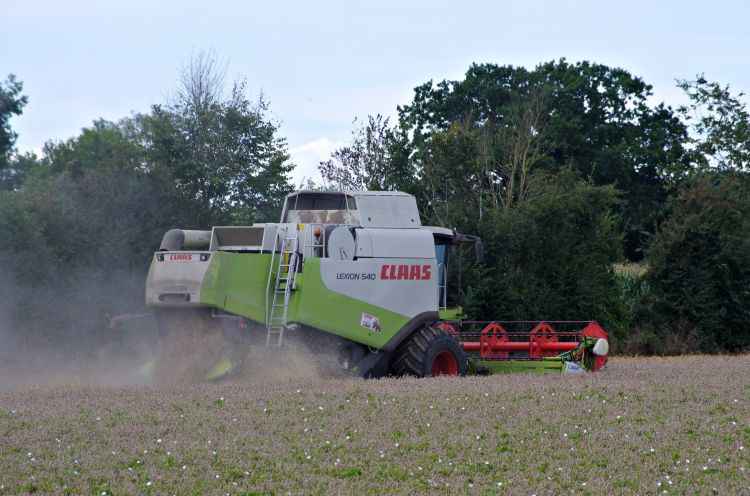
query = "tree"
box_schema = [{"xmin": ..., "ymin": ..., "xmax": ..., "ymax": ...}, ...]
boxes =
[
  {"xmin": 318, "ymin": 115, "xmax": 415, "ymax": 193},
  {"xmin": 677, "ymin": 74, "xmax": 750, "ymax": 172},
  {"xmin": 418, "ymin": 88, "xmax": 554, "ymax": 228},
  {"xmin": 462, "ymin": 169, "xmax": 627, "ymax": 337},
  {"xmin": 0, "ymin": 162, "xmax": 170, "ymax": 358},
  {"xmin": 0, "ymin": 74, "xmax": 29, "ymax": 188},
  {"xmin": 495, "ymin": 87, "xmax": 552, "ymax": 211},
  {"xmin": 141, "ymin": 52, "xmax": 293, "ymax": 226},
  {"xmin": 420, "ymin": 118, "xmax": 483, "ymax": 228},
  {"xmin": 643, "ymin": 173, "xmax": 750, "ymax": 352},
  {"xmin": 42, "ymin": 119, "xmax": 143, "ymax": 178},
  {"xmin": 0, "ymin": 152, "xmax": 40, "ymax": 191},
  {"xmin": 399, "ymin": 60, "xmax": 692, "ymax": 259}
]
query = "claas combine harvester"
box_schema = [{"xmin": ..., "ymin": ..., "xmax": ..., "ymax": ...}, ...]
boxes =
[{"xmin": 136, "ymin": 191, "xmax": 609, "ymax": 381}]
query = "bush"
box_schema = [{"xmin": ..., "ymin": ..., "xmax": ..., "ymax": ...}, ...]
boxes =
[
  {"xmin": 0, "ymin": 169, "xmax": 167, "ymax": 360},
  {"xmin": 642, "ymin": 174, "xmax": 750, "ymax": 352},
  {"xmin": 462, "ymin": 170, "xmax": 628, "ymax": 339}
]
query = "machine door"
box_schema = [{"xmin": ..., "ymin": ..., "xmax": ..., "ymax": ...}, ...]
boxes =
[{"xmin": 434, "ymin": 238, "xmax": 451, "ymax": 309}]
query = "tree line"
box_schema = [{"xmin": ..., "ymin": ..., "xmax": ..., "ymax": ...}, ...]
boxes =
[
  {"xmin": 0, "ymin": 56, "xmax": 748, "ymax": 360},
  {"xmin": 319, "ymin": 60, "xmax": 750, "ymax": 353}
]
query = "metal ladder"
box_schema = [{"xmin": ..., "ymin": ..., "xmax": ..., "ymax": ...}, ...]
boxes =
[{"xmin": 266, "ymin": 227, "xmax": 299, "ymax": 347}]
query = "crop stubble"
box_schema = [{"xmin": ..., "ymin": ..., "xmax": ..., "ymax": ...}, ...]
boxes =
[{"xmin": 0, "ymin": 355, "xmax": 748, "ymax": 495}]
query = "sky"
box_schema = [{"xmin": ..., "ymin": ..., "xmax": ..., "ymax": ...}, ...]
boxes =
[{"xmin": 3, "ymin": 0, "xmax": 750, "ymax": 184}]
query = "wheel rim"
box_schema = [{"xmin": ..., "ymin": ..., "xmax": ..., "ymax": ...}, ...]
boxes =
[{"xmin": 432, "ymin": 350, "xmax": 458, "ymax": 376}]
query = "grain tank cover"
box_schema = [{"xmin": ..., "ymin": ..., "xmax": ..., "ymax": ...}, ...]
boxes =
[
  {"xmin": 354, "ymin": 191, "xmax": 421, "ymax": 228},
  {"xmin": 209, "ymin": 225, "xmax": 279, "ymax": 252},
  {"xmin": 281, "ymin": 191, "xmax": 421, "ymax": 228}
]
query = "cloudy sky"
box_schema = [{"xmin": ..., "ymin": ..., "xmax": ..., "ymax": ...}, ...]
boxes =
[{"xmin": 3, "ymin": 0, "xmax": 749, "ymax": 184}]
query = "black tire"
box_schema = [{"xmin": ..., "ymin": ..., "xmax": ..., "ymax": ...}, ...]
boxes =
[{"xmin": 391, "ymin": 325, "xmax": 468, "ymax": 377}]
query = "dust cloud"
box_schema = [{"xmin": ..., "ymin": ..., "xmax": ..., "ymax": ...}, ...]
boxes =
[
  {"xmin": 236, "ymin": 338, "xmax": 337, "ymax": 384},
  {"xmin": 0, "ymin": 263, "xmax": 156, "ymax": 391},
  {"xmin": 155, "ymin": 308, "xmax": 344, "ymax": 385},
  {"xmin": 0, "ymin": 263, "xmax": 342, "ymax": 390}
]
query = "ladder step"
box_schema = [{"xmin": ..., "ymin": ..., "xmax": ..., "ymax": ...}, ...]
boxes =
[{"xmin": 265, "ymin": 228, "xmax": 300, "ymax": 349}]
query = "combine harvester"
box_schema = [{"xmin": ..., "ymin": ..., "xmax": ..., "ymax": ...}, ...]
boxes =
[{"xmin": 141, "ymin": 191, "xmax": 608, "ymax": 380}]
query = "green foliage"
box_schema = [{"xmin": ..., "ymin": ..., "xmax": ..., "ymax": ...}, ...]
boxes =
[
  {"xmin": 0, "ymin": 167, "xmax": 167, "ymax": 355},
  {"xmin": 677, "ymin": 75, "xmax": 750, "ymax": 172},
  {"xmin": 142, "ymin": 83, "xmax": 293, "ymax": 226},
  {"xmin": 462, "ymin": 170, "xmax": 627, "ymax": 337},
  {"xmin": 318, "ymin": 115, "xmax": 415, "ymax": 194},
  {"xmin": 1, "ymin": 151, "xmax": 41, "ymax": 190},
  {"xmin": 643, "ymin": 174, "xmax": 750, "ymax": 351},
  {"xmin": 42, "ymin": 119, "xmax": 143, "ymax": 178},
  {"xmin": 0, "ymin": 57, "xmax": 293, "ymax": 356},
  {"xmin": 2, "ymin": 56, "xmax": 749, "ymax": 357},
  {"xmin": 421, "ymin": 119, "xmax": 487, "ymax": 228},
  {"xmin": 0, "ymin": 189, "xmax": 50, "ymax": 283},
  {"xmin": 399, "ymin": 59, "xmax": 691, "ymax": 260},
  {"xmin": 613, "ymin": 269, "xmax": 651, "ymax": 329},
  {"xmin": 0, "ymin": 74, "xmax": 29, "ymax": 185},
  {"xmin": 319, "ymin": 60, "xmax": 750, "ymax": 352}
]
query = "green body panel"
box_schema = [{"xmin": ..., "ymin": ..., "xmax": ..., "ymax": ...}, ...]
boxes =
[
  {"xmin": 195, "ymin": 253, "xmax": 411, "ymax": 349},
  {"xmin": 438, "ymin": 306, "xmax": 464, "ymax": 321},
  {"xmin": 200, "ymin": 251, "xmax": 274, "ymax": 322},
  {"xmin": 468, "ymin": 337, "xmax": 598, "ymax": 374},
  {"xmin": 472, "ymin": 359, "xmax": 566, "ymax": 374},
  {"xmin": 291, "ymin": 258, "xmax": 411, "ymax": 349}
]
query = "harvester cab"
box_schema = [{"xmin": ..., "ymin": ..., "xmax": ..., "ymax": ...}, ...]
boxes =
[{"xmin": 143, "ymin": 190, "xmax": 609, "ymax": 381}]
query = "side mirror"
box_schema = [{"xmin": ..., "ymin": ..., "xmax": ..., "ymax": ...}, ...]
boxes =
[{"xmin": 474, "ymin": 239, "xmax": 484, "ymax": 263}]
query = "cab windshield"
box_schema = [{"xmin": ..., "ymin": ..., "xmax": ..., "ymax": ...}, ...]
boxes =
[{"xmin": 282, "ymin": 193, "xmax": 359, "ymax": 224}]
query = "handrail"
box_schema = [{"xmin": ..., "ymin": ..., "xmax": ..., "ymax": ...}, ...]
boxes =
[
  {"xmin": 264, "ymin": 225, "xmax": 286, "ymax": 326},
  {"xmin": 437, "ymin": 262, "xmax": 447, "ymax": 310}
]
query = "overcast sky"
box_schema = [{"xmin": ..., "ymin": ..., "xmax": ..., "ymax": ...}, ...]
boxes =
[{"xmin": 3, "ymin": 0, "xmax": 749, "ymax": 184}]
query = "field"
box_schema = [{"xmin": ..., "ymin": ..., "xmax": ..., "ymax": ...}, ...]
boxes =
[{"xmin": 0, "ymin": 355, "xmax": 748, "ymax": 495}]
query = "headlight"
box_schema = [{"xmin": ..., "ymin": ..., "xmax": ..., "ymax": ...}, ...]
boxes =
[{"xmin": 592, "ymin": 338, "xmax": 609, "ymax": 356}]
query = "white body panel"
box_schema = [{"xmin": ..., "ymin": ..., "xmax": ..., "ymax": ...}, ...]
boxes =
[
  {"xmin": 281, "ymin": 191, "xmax": 421, "ymax": 229},
  {"xmin": 355, "ymin": 193, "xmax": 421, "ymax": 228},
  {"xmin": 319, "ymin": 258, "xmax": 438, "ymax": 317},
  {"xmin": 354, "ymin": 228, "xmax": 434, "ymax": 259},
  {"xmin": 182, "ymin": 230, "xmax": 212, "ymax": 249},
  {"xmin": 145, "ymin": 253, "xmax": 210, "ymax": 306},
  {"xmin": 327, "ymin": 227, "xmax": 356, "ymax": 260}
]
